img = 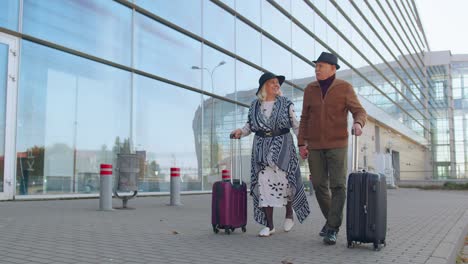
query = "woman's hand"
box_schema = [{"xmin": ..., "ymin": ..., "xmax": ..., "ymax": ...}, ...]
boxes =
[{"xmin": 230, "ymin": 129, "xmax": 242, "ymax": 139}]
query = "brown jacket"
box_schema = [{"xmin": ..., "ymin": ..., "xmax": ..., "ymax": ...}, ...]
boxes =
[{"xmin": 298, "ymin": 78, "xmax": 367, "ymax": 149}]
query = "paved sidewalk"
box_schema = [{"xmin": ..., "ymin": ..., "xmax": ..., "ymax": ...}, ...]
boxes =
[{"xmin": 0, "ymin": 188, "xmax": 467, "ymax": 264}]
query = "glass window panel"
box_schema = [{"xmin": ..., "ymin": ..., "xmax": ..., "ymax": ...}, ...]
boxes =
[
  {"xmin": 134, "ymin": 13, "xmax": 201, "ymax": 89},
  {"xmin": 314, "ymin": 0, "xmax": 327, "ymax": 13},
  {"xmin": 275, "ymin": 0, "xmax": 291, "ymax": 12},
  {"xmin": 0, "ymin": 44, "xmax": 7, "ymax": 192},
  {"xmin": 23, "ymin": 0, "xmax": 132, "ymax": 66},
  {"xmin": 200, "ymin": 45, "xmax": 234, "ymax": 97},
  {"xmin": 336, "ymin": 36, "xmax": 351, "ymax": 71},
  {"xmin": 291, "ymin": 0, "xmax": 314, "ymax": 30},
  {"xmin": 325, "ymin": 1, "xmax": 338, "ymax": 49},
  {"xmin": 134, "ymin": 0, "xmax": 201, "ymax": 35},
  {"xmin": 236, "ymin": 0, "xmax": 260, "ymax": 25},
  {"xmin": 17, "ymin": 40, "xmax": 131, "ymax": 195},
  {"xmin": 207, "ymin": 98, "xmax": 241, "ymax": 187},
  {"xmin": 463, "ymin": 74, "xmax": 468, "ymax": 86},
  {"xmin": 134, "ymin": 75, "xmax": 201, "ymax": 192},
  {"xmin": 262, "ymin": 2, "xmax": 291, "ymax": 46},
  {"xmin": 463, "ymin": 86, "xmax": 468, "ymax": 99},
  {"xmin": 292, "ymin": 55, "xmax": 314, "ymax": 83},
  {"xmin": 280, "ymin": 82, "xmax": 295, "ymax": 101},
  {"xmin": 291, "ymin": 88, "xmax": 304, "ymax": 119},
  {"xmin": 236, "ymin": 19, "xmax": 261, "ymax": 65},
  {"xmin": 454, "ymin": 116, "xmax": 464, "ymax": 142},
  {"xmin": 0, "ymin": 0, "xmax": 19, "ymax": 31},
  {"xmin": 436, "ymin": 145, "xmax": 450, "ymax": 162},
  {"xmin": 453, "ymin": 77, "xmax": 461, "ymax": 88},
  {"xmin": 313, "ymin": 11, "xmax": 327, "ymax": 42},
  {"xmin": 292, "ymin": 24, "xmax": 315, "ymax": 61},
  {"xmin": 235, "ymin": 60, "xmax": 261, "ymax": 105},
  {"xmin": 200, "ymin": 97, "xmax": 237, "ymax": 189},
  {"xmin": 262, "ymin": 36, "xmax": 291, "ymax": 78},
  {"xmin": 203, "ymin": 0, "xmax": 235, "ymax": 52}
]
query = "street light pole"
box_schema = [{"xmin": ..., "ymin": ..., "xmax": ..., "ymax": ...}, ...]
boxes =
[
  {"xmin": 191, "ymin": 61, "xmax": 226, "ymax": 187},
  {"xmin": 192, "ymin": 61, "xmax": 226, "ymax": 94}
]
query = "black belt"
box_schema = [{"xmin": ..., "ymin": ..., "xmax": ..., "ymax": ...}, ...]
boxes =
[{"xmin": 255, "ymin": 128, "xmax": 290, "ymax": 138}]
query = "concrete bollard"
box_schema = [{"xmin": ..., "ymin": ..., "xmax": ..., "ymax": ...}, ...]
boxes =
[
  {"xmin": 169, "ymin": 167, "xmax": 182, "ymax": 206},
  {"xmin": 222, "ymin": 169, "xmax": 231, "ymax": 182},
  {"xmin": 99, "ymin": 164, "xmax": 113, "ymax": 211}
]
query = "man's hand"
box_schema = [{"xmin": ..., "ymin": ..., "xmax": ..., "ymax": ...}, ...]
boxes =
[
  {"xmin": 353, "ymin": 123, "xmax": 363, "ymax": 136},
  {"xmin": 299, "ymin": 146, "xmax": 309, "ymax": 159}
]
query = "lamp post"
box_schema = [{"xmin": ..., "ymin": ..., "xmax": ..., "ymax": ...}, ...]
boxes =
[
  {"xmin": 191, "ymin": 60, "xmax": 226, "ymax": 94},
  {"xmin": 191, "ymin": 61, "xmax": 226, "ymax": 187}
]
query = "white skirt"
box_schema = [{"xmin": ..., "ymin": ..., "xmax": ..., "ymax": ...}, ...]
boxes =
[{"xmin": 258, "ymin": 166, "xmax": 292, "ymax": 207}]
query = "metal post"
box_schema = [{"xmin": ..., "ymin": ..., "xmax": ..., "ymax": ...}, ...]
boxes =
[
  {"xmin": 99, "ymin": 164, "xmax": 113, "ymax": 211},
  {"xmin": 169, "ymin": 167, "xmax": 181, "ymax": 206},
  {"xmin": 221, "ymin": 169, "xmax": 231, "ymax": 182}
]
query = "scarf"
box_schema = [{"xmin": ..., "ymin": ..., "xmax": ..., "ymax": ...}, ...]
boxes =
[
  {"xmin": 318, "ymin": 74, "xmax": 336, "ymax": 99},
  {"xmin": 247, "ymin": 96, "xmax": 310, "ymax": 226}
]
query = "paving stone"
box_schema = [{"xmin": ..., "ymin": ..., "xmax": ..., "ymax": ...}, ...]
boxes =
[{"xmin": 0, "ymin": 189, "xmax": 467, "ymax": 264}]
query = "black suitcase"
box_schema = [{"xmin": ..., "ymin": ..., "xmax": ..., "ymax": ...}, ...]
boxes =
[{"xmin": 346, "ymin": 132, "xmax": 387, "ymax": 250}]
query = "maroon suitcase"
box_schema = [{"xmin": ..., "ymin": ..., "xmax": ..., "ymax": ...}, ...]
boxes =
[{"xmin": 211, "ymin": 139, "xmax": 247, "ymax": 234}]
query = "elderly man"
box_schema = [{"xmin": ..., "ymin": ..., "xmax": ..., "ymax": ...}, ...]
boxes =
[{"xmin": 298, "ymin": 52, "xmax": 367, "ymax": 245}]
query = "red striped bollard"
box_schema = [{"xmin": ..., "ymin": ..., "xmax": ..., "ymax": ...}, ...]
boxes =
[
  {"xmin": 169, "ymin": 167, "xmax": 182, "ymax": 206},
  {"xmin": 222, "ymin": 169, "xmax": 231, "ymax": 182},
  {"xmin": 99, "ymin": 164, "xmax": 113, "ymax": 211}
]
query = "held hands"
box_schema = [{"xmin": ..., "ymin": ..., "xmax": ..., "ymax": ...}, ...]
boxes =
[
  {"xmin": 299, "ymin": 146, "xmax": 309, "ymax": 160},
  {"xmin": 352, "ymin": 123, "xmax": 363, "ymax": 136},
  {"xmin": 230, "ymin": 128, "xmax": 242, "ymax": 139}
]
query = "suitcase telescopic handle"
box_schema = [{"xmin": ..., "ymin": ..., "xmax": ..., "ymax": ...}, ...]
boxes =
[
  {"xmin": 351, "ymin": 129, "xmax": 359, "ymax": 172},
  {"xmin": 229, "ymin": 137, "xmax": 242, "ymax": 184}
]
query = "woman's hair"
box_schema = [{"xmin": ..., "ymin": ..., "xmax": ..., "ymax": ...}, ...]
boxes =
[
  {"xmin": 257, "ymin": 84, "xmax": 283, "ymax": 101},
  {"xmin": 257, "ymin": 85, "xmax": 267, "ymax": 101}
]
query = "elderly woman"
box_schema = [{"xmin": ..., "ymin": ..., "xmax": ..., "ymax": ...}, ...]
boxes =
[{"xmin": 231, "ymin": 72, "xmax": 310, "ymax": 237}]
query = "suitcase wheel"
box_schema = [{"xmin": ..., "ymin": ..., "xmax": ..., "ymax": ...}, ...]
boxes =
[
  {"xmin": 225, "ymin": 228, "xmax": 231, "ymax": 235},
  {"xmin": 212, "ymin": 225, "xmax": 219, "ymax": 234},
  {"xmin": 373, "ymin": 243, "xmax": 381, "ymax": 251},
  {"xmin": 347, "ymin": 241, "xmax": 354, "ymax": 248},
  {"xmin": 241, "ymin": 226, "xmax": 246, "ymax": 232}
]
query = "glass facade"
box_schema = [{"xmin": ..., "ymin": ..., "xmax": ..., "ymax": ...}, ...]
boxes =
[
  {"xmin": 0, "ymin": 0, "xmax": 19, "ymax": 31},
  {"xmin": 0, "ymin": 43, "xmax": 7, "ymax": 192},
  {"xmin": 0, "ymin": 0, "xmax": 466, "ymax": 198}
]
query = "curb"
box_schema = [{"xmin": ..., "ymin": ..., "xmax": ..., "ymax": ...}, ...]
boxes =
[{"xmin": 425, "ymin": 209, "xmax": 468, "ymax": 264}]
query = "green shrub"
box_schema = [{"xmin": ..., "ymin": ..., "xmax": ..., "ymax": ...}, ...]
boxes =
[
  {"xmin": 442, "ymin": 182, "xmax": 468, "ymax": 190},
  {"xmin": 417, "ymin": 182, "xmax": 468, "ymax": 190}
]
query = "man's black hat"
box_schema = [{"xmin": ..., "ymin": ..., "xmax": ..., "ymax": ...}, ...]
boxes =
[
  {"xmin": 256, "ymin": 72, "xmax": 285, "ymax": 95},
  {"xmin": 313, "ymin": 52, "xmax": 340, "ymax": 70}
]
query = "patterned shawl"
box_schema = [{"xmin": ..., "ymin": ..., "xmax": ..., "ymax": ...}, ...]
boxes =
[{"xmin": 248, "ymin": 96, "xmax": 310, "ymax": 226}]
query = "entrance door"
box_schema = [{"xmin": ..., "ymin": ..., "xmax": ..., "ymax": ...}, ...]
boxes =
[
  {"xmin": 392, "ymin": 151, "xmax": 400, "ymax": 182},
  {"xmin": 0, "ymin": 33, "xmax": 18, "ymax": 200}
]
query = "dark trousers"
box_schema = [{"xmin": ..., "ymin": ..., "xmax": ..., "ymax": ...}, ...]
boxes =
[{"xmin": 308, "ymin": 147, "xmax": 348, "ymax": 231}]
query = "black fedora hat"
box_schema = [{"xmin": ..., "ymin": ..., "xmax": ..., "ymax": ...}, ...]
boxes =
[
  {"xmin": 256, "ymin": 72, "xmax": 285, "ymax": 95},
  {"xmin": 313, "ymin": 52, "xmax": 340, "ymax": 70}
]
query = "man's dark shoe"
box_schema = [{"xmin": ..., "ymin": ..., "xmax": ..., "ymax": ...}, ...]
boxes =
[
  {"xmin": 323, "ymin": 229, "xmax": 338, "ymax": 245},
  {"xmin": 319, "ymin": 225, "xmax": 328, "ymax": 237}
]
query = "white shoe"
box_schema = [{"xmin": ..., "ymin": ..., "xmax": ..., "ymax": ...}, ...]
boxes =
[
  {"xmin": 283, "ymin": 218, "xmax": 294, "ymax": 232},
  {"xmin": 258, "ymin": 227, "xmax": 275, "ymax": 237}
]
